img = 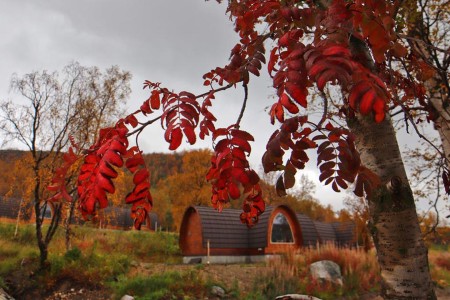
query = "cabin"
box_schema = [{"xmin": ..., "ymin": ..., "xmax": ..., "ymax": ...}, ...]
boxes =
[
  {"xmin": 0, "ymin": 197, "xmax": 33, "ymax": 224},
  {"xmin": 179, "ymin": 205, "xmax": 354, "ymax": 264},
  {"xmin": 97, "ymin": 206, "xmax": 158, "ymax": 231},
  {"xmin": 0, "ymin": 197, "xmax": 157, "ymax": 231}
]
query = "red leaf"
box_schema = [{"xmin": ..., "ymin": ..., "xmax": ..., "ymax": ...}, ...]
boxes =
[
  {"xmin": 99, "ymin": 161, "xmax": 118, "ymax": 179},
  {"xmin": 359, "ymin": 89, "xmax": 377, "ymax": 115},
  {"xmin": 231, "ymin": 137, "xmax": 252, "ymax": 153},
  {"xmin": 126, "ymin": 155, "xmax": 145, "ymax": 172},
  {"xmin": 150, "ymin": 91, "xmax": 161, "ymax": 110},
  {"xmin": 228, "ymin": 181, "xmax": 241, "ymax": 199},
  {"xmin": 231, "ymin": 129, "xmax": 254, "ymax": 141},
  {"xmin": 182, "ymin": 124, "xmax": 196, "ymax": 145},
  {"xmin": 285, "ymin": 83, "xmax": 307, "ymax": 108},
  {"xmin": 103, "ymin": 150, "xmax": 124, "ymax": 168},
  {"xmin": 134, "ymin": 169, "xmax": 150, "ymax": 185},
  {"xmin": 168, "ymin": 127, "xmax": 183, "ymax": 150},
  {"xmin": 97, "ymin": 176, "xmax": 115, "ymax": 194},
  {"xmin": 276, "ymin": 175, "xmax": 287, "ymax": 197},
  {"xmin": 280, "ymin": 93, "xmax": 299, "ymax": 114}
]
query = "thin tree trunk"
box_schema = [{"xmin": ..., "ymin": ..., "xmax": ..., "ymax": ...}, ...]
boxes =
[
  {"xmin": 14, "ymin": 198, "xmax": 23, "ymax": 237},
  {"xmin": 348, "ymin": 114, "xmax": 436, "ymax": 299},
  {"xmin": 406, "ymin": 2, "xmax": 450, "ymax": 167},
  {"xmin": 65, "ymin": 198, "xmax": 77, "ymax": 251},
  {"xmin": 33, "ymin": 167, "xmax": 48, "ymax": 269}
]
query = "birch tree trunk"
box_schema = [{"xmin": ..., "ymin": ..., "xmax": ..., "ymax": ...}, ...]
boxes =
[{"xmin": 348, "ymin": 114, "xmax": 436, "ymax": 299}]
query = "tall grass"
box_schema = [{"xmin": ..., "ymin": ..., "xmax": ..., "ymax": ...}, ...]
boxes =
[
  {"xmin": 247, "ymin": 243, "xmax": 380, "ymax": 299},
  {"xmin": 429, "ymin": 246, "xmax": 450, "ymax": 288}
]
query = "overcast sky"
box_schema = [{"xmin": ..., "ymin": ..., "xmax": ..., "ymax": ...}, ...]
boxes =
[{"xmin": 1, "ymin": 0, "xmax": 445, "ymax": 214}]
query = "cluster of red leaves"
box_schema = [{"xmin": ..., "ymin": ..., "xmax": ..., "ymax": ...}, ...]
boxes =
[
  {"xmin": 206, "ymin": 126, "xmax": 264, "ymax": 226},
  {"xmin": 47, "ymin": 147, "xmax": 79, "ymax": 203},
  {"xmin": 76, "ymin": 125, "xmax": 152, "ymax": 229},
  {"xmin": 262, "ymin": 117, "xmax": 378, "ymax": 198}
]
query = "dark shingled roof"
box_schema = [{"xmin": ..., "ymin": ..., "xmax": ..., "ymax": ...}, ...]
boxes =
[
  {"xmin": 314, "ymin": 221, "xmax": 337, "ymax": 243},
  {"xmin": 192, "ymin": 205, "xmax": 355, "ymax": 249},
  {"xmin": 296, "ymin": 213, "xmax": 320, "ymax": 246},
  {"xmin": 332, "ymin": 222, "xmax": 355, "ymax": 246},
  {"xmin": 0, "ymin": 197, "xmax": 32, "ymax": 220},
  {"xmin": 100, "ymin": 206, "xmax": 158, "ymax": 230},
  {"xmin": 195, "ymin": 206, "xmax": 268, "ymax": 249}
]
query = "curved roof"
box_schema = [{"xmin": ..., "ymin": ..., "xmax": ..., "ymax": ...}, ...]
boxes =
[
  {"xmin": 194, "ymin": 205, "xmax": 269, "ymax": 249},
  {"xmin": 314, "ymin": 221, "xmax": 337, "ymax": 243},
  {"xmin": 0, "ymin": 197, "xmax": 32, "ymax": 220},
  {"xmin": 332, "ymin": 222, "xmax": 355, "ymax": 246},
  {"xmin": 296, "ymin": 213, "xmax": 320, "ymax": 246},
  {"xmin": 100, "ymin": 206, "xmax": 158, "ymax": 229},
  {"xmin": 184, "ymin": 205, "xmax": 355, "ymax": 249}
]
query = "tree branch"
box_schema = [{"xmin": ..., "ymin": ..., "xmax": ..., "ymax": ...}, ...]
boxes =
[{"xmin": 235, "ymin": 83, "xmax": 248, "ymax": 129}]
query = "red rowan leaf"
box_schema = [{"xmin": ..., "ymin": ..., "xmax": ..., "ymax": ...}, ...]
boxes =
[
  {"xmin": 349, "ymin": 81, "xmax": 371, "ymax": 110},
  {"xmin": 228, "ymin": 181, "xmax": 241, "ymax": 199},
  {"xmin": 125, "ymin": 115, "xmax": 139, "ymax": 128},
  {"xmin": 319, "ymin": 169, "xmax": 334, "ymax": 182},
  {"xmin": 103, "ymin": 150, "xmax": 123, "ymax": 168},
  {"xmin": 319, "ymin": 161, "xmax": 336, "ymax": 172},
  {"xmin": 168, "ymin": 127, "xmax": 183, "ymax": 150},
  {"xmin": 283, "ymin": 168, "xmax": 296, "ymax": 189},
  {"xmin": 359, "ymin": 89, "xmax": 377, "ymax": 115},
  {"xmin": 182, "ymin": 124, "xmax": 196, "ymax": 145},
  {"xmin": 99, "ymin": 161, "xmax": 118, "ymax": 179},
  {"xmin": 231, "ymin": 129, "xmax": 254, "ymax": 141},
  {"xmin": 231, "ymin": 137, "xmax": 252, "ymax": 153},
  {"xmin": 285, "ymin": 82, "xmax": 307, "ymax": 108},
  {"xmin": 97, "ymin": 176, "xmax": 115, "ymax": 194},
  {"xmin": 276, "ymin": 175, "xmax": 287, "ymax": 197},
  {"xmin": 126, "ymin": 155, "xmax": 145, "ymax": 172},
  {"xmin": 280, "ymin": 93, "xmax": 300, "ymax": 114},
  {"xmin": 335, "ymin": 177, "xmax": 348, "ymax": 189},
  {"xmin": 332, "ymin": 181, "xmax": 340, "ymax": 192},
  {"xmin": 133, "ymin": 168, "xmax": 150, "ymax": 185},
  {"xmin": 150, "ymin": 91, "xmax": 161, "ymax": 110},
  {"xmin": 213, "ymin": 128, "xmax": 229, "ymax": 140}
]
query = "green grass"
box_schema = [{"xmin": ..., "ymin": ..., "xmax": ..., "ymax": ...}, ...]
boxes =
[
  {"xmin": 110, "ymin": 270, "xmax": 207, "ymax": 300},
  {"xmin": 0, "ymin": 223, "xmax": 182, "ymax": 295}
]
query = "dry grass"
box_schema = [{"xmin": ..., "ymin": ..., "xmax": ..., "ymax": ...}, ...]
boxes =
[
  {"xmin": 428, "ymin": 245, "xmax": 450, "ymax": 288},
  {"xmin": 248, "ymin": 244, "xmax": 380, "ymax": 299}
]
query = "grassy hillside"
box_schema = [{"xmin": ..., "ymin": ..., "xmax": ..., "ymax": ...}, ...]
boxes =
[{"xmin": 0, "ymin": 223, "xmax": 449, "ymax": 299}]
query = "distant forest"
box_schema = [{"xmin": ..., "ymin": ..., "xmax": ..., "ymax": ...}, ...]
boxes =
[{"xmin": 0, "ymin": 149, "xmax": 364, "ymax": 231}]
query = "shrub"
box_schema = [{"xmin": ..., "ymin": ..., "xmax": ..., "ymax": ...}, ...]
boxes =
[{"xmin": 64, "ymin": 247, "xmax": 81, "ymax": 262}]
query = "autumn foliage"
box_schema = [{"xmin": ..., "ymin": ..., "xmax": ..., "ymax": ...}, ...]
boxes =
[{"xmin": 48, "ymin": 0, "xmax": 446, "ymax": 229}]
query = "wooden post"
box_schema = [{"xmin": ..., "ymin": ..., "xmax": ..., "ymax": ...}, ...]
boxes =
[{"xmin": 207, "ymin": 239, "xmax": 210, "ymax": 264}]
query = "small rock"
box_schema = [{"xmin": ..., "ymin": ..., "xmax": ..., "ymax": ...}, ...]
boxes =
[
  {"xmin": 1, "ymin": 288, "xmax": 15, "ymax": 300},
  {"xmin": 120, "ymin": 295, "xmax": 135, "ymax": 300},
  {"xmin": 210, "ymin": 286, "xmax": 225, "ymax": 298},
  {"xmin": 309, "ymin": 260, "xmax": 343, "ymax": 286},
  {"xmin": 79, "ymin": 289, "xmax": 83, "ymax": 294},
  {"xmin": 188, "ymin": 257, "xmax": 202, "ymax": 264}
]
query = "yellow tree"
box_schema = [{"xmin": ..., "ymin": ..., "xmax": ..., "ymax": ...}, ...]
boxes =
[{"xmin": 153, "ymin": 149, "xmax": 212, "ymax": 231}]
